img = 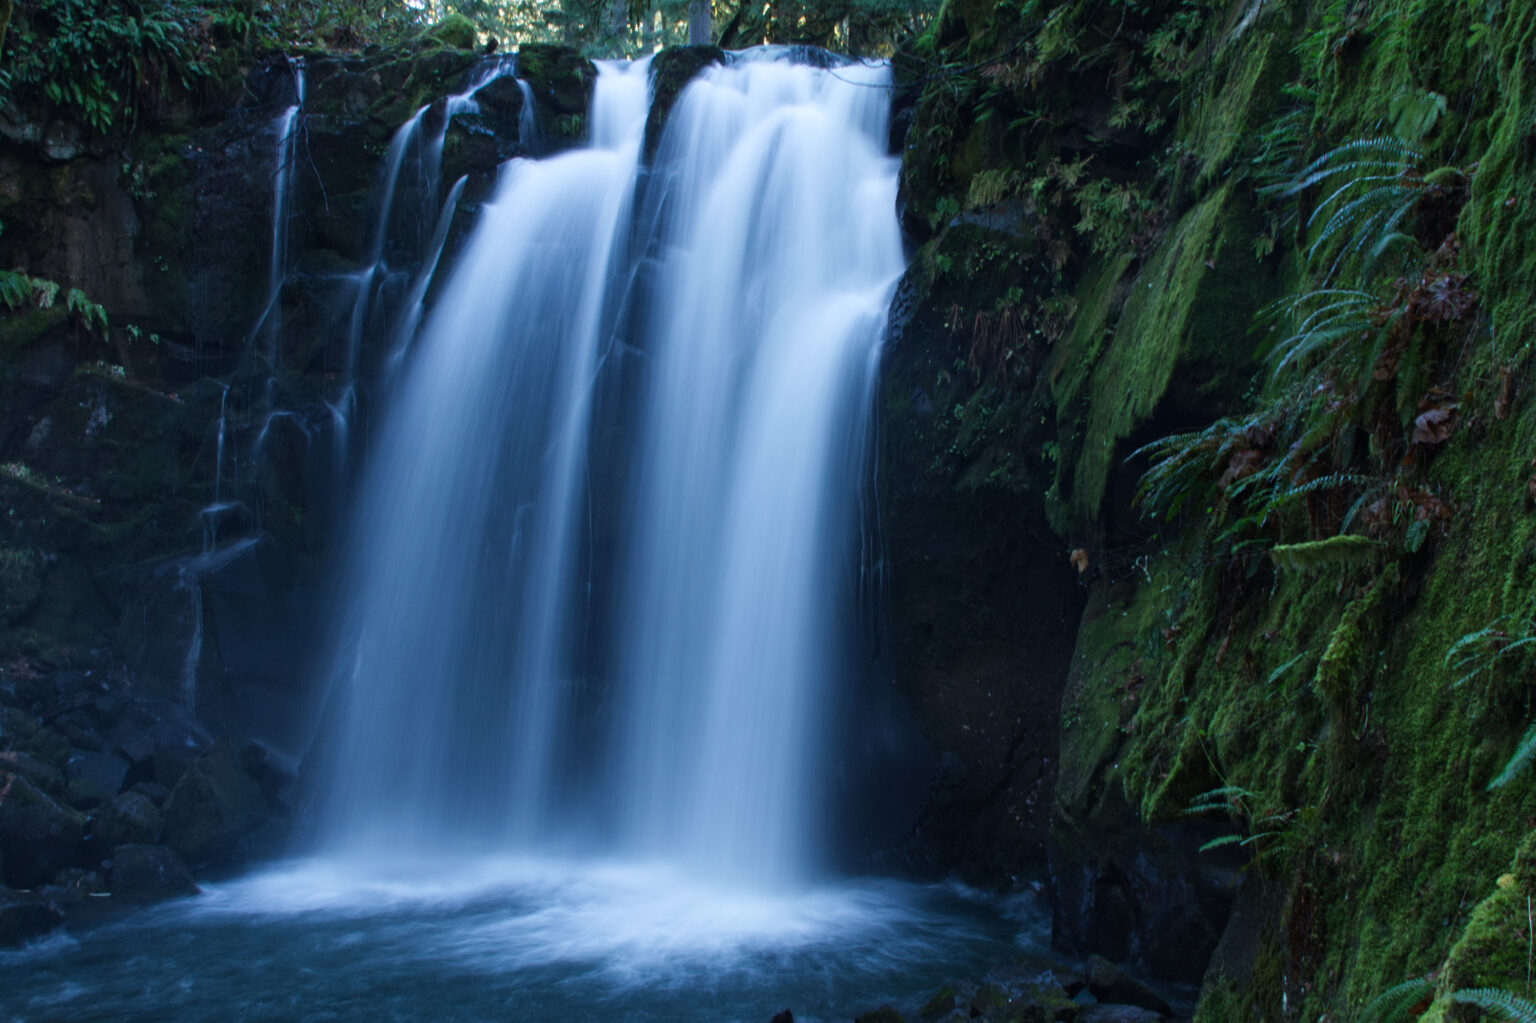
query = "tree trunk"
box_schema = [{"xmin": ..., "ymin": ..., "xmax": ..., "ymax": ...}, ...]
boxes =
[{"xmin": 688, "ymin": 0, "xmax": 711, "ymax": 45}]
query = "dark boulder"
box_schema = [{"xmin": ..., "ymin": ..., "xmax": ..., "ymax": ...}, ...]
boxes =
[
  {"xmin": 1086, "ymin": 956, "xmax": 1171, "ymax": 1017},
  {"xmin": 0, "ymin": 772, "xmax": 85, "ymax": 887},
  {"xmin": 0, "ymin": 749, "xmax": 65, "ymax": 799},
  {"xmin": 131, "ymin": 781, "xmax": 172, "ymax": 806},
  {"xmin": 854, "ymin": 1008, "xmax": 907, "ymax": 1023},
  {"xmin": 108, "ymin": 843, "xmax": 198, "ymax": 901},
  {"xmin": 643, "ymin": 46, "xmax": 725, "ymax": 161},
  {"xmin": 0, "ymin": 888, "xmax": 65, "ymax": 946},
  {"xmin": 0, "ymin": 707, "xmax": 69, "ymax": 766},
  {"xmin": 88, "ymin": 791, "xmax": 163, "ymax": 855},
  {"xmin": 161, "ymin": 736, "xmax": 268, "ymax": 866},
  {"xmin": 1076, "ymin": 1006, "xmax": 1162, "ymax": 1023},
  {"xmin": 64, "ymin": 748, "xmax": 129, "ymax": 808}
]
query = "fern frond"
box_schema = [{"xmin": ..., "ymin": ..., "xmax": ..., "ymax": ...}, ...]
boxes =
[
  {"xmin": 1263, "ymin": 289, "xmax": 1378, "ymax": 376},
  {"xmin": 1183, "ymin": 786, "xmax": 1256, "ymax": 817},
  {"xmin": 1265, "ymin": 653, "xmax": 1306, "ymax": 688},
  {"xmin": 1271, "ymin": 137, "xmax": 1420, "ymax": 197},
  {"xmin": 1450, "ymin": 986, "xmax": 1536, "ymax": 1023},
  {"xmin": 1358, "ymin": 976, "xmax": 1433, "ymax": 1023},
  {"xmin": 1488, "ymin": 720, "xmax": 1536, "ymax": 791},
  {"xmin": 1198, "ymin": 834, "xmax": 1245, "ymax": 852}
]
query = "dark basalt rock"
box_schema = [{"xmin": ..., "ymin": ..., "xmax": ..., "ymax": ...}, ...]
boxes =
[
  {"xmin": 0, "ymin": 750, "xmax": 65, "ymax": 800},
  {"xmin": 88, "ymin": 791, "xmax": 164, "ymax": 856},
  {"xmin": 0, "ymin": 771, "xmax": 84, "ymax": 888},
  {"xmin": 0, "ymin": 887, "xmax": 65, "ymax": 946},
  {"xmin": 1075, "ymin": 1006, "xmax": 1162, "ymax": 1023},
  {"xmin": 1085, "ymin": 956, "xmax": 1171, "ymax": 1017},
  {"xmin": 517, "ymin": 43, "xmax": 597, "ymax": 149},
  {"xmin": 63, "ymin": 748, "xmax": 129, "ymax": 809},
  {"xmin": 644, "ymin": 46, "xmax": 725, "ymax": 161},
  {"xmin": 161, "ymin": 736, "xmax": 268, "ymax": 867},
  {"xmin": 108, "ymin": 843, "xmax": 198, "ymax": 902}
]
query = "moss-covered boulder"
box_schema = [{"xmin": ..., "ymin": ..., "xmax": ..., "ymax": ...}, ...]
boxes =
[
  {"xmin": 644, "ymin": 46, "xmax": 725, "ymax": 160},
  {"xmin": 161, "ymin": 736, "xmax": 268, "ymax": 867},
  {"xmin": 517, "ymin": 44, "xmax": 597, "ymax": 148},
  {"xmin": 0, "ymin": 771, "xmax": 84, "ymax": 887}
]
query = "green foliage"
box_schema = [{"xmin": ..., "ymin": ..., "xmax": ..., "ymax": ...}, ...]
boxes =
[
  {"xmin": 1261, "ymin": 287, "xmax": 1378, "ymax": 377},
  {"xmin": 2, "ymin": 0, "xmax": 209, "ymax": 133},
  {"xmin": 1183, "ymin": 785, "xmax": 1305, "ymax": 859},
  {"xmin": 1487, "ymin": 723, "xmax": 1536, "ymax": 792},
  {"xmin": 0, "ymin": 270, "xmax": 59, "ymax": 311},
  {"xmin": 65, "ymin": 288, "xmax": 107, "ymax": 334},
  {"xmin": 1358, "ymin": 976, "xmax": 1433, "ymax": 1022},
  {"xmin": 1445, "ymin": 617, "xmax": 1536, "ymax": 689},
  {"xmin": 1, "ymin": 271, "xmax": 106, "ymax": 336},
  {"xmin": 1449, "ymin": 987, "xmax": 1536, "ymax": 1022},
  {"xmin": 1268, "ymin": 136, "xmax": 1426, "ymax": 284}
]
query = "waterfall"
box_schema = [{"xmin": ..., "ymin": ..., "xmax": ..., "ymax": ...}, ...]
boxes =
[{"xmin": 315, "ymin": 51, "xmax": 902, "ymax": 888}]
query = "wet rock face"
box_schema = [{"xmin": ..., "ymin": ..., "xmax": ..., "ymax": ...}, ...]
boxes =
[
  {"xmin": 876, "ymin": 248, "xmax": 1085, "ymax": 886},
  {"xmin": 517, "ymin": 43, "xmax": 597, "ymax": 147},
  {"xmin": 0, "ymin": 771, "xmax": 84, "ymax": 888},
  {"xmin": 0, "ymin": 887, "xmax": 65, "ymax": 946},
  {"xmin": 88, "ymin": 791, "xmax": 164, "ymax": 855},
  {"xmin": 108, "ymin": 843, "xmax": 198, "ymax": 901},
  {"xmin": 161, "ymin": 736, "xmax": 269, "ymax": 867},
  {"xmin": 643, "ymin": 46, "xmax": 725, "ymax": 161},
  {"xmin": 63, "ymin": 749, "xmax": 129, "ymax": 809}
]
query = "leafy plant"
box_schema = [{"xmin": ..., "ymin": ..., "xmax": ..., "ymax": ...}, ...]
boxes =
[
  {"xmin": 1445, "ymin": 616, "xmax": 1536, "ymax": 689},
  {"xmin": 3, "ymin": 0, "xmax": 215, "ymax": 132},
  {"xmin": 1449, "ymin": 987, "xmax": 1536, "ymax": 1023},
  {"xmin": 1266, "ymin": 136, "xmax": 1426, "ymax": 284},
  {"xmin": 1183, "ymin": 785, "xmax": 1301, "ymax": 857},
  {"xmin": 1358, "ymin": 976, "xmax": 1433, "ymax": 1023},
  {"xmin": 1260, "ymin": 287, "xmax": 1378, "ymax": 377}
]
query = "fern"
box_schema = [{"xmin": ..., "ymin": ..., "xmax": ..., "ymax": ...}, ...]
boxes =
[
  {"xmin": 1267, "ymin": 137, "xmax": 1426, "ymax": 284},
  {"xmin": 1488, "ymin": 721, "xmax": 1536, "ymax": 791},
  {"xmin": 1446, "ymin": 617, "xmax": 1536, "ymax": 688},
  {"xmin": 1261, "ymin": 288, "xmax": 1378, "ymax": 377},
  {"xmin": 1449, "ymin": 987, "xmax": 1536, "ymax": 1023},
  {"xmin": 1358, "ymin": 976, "xmax": 1433, "ymax": 1023},
  {"xmin": 65, "ymin": 288, "xmax": 107, "ymax": 334},
  {"xmin": 1182, "ymin": 785, "xmax": 1258, "ymax": 817}
]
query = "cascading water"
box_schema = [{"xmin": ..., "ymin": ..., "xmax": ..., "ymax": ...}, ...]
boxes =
[
  {"xmin": 315, "ymin": 53, "xmax": 899, "ymax": 885},
  {"xmin": 316, "ymin": 58, "xmax": 653, "ymax": 851},
  {"xmin": 614, "ymin": 56, "xmax": 901, "ymax": 885},
  {"xmin": 0, "ymin": 51, "xmax": 1043, "ymax": 1023}
]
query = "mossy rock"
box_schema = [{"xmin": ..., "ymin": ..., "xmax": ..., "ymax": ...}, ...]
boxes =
[
  {"xmin": 644, "ymin": 45, "xmax": 724, "ymax": 161},
  {"xmin": 517, "ymin": 43, "xmax": 596, "ymax": 117},
  {"xmin": 422, "ymin": 13, "xmax": 477, "ymax": 51},
  {"xmin": 0, "ymin": 546, "xmax": 43, "ymax": 626}
]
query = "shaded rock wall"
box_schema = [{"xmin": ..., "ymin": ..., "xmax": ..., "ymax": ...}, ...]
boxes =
[{"xmin": 885, "ymin": 0, "xmax": 1536, "ymax": 1018}]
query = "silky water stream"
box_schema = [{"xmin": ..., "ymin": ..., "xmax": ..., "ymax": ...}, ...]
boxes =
[{"xmin": 1, "ymin": 52, "xmax": 1047, "ymax": 1023}]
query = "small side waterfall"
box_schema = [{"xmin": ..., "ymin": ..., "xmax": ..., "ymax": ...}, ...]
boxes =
[{"xmin": 315, "ymin": 51, "xmax": 902, "ymax": 889}]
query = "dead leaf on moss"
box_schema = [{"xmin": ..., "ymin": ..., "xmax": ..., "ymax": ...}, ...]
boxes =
[{"xmin": 1412, "ymin": 406, "xmax": 1456, "ymax": 445}]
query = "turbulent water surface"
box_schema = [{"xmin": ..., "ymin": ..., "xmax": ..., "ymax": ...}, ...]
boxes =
[{"xmin": 2, "ymin": 861, "xmax": 1043, "ymax": 1022}]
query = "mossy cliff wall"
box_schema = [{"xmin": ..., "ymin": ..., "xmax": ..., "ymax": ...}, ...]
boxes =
[{"xmin": 885, "ymin": 0, "xmax": 1536, "ymax": 1015}]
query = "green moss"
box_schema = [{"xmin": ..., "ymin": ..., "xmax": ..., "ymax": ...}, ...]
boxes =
[
  {"xmin": 422, "ymin": 12, "xmax": 477, "ymax": 50},
  {"xmin": 1067, "ymin": 180, "xmax": 1272, "ymax": 525}
]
